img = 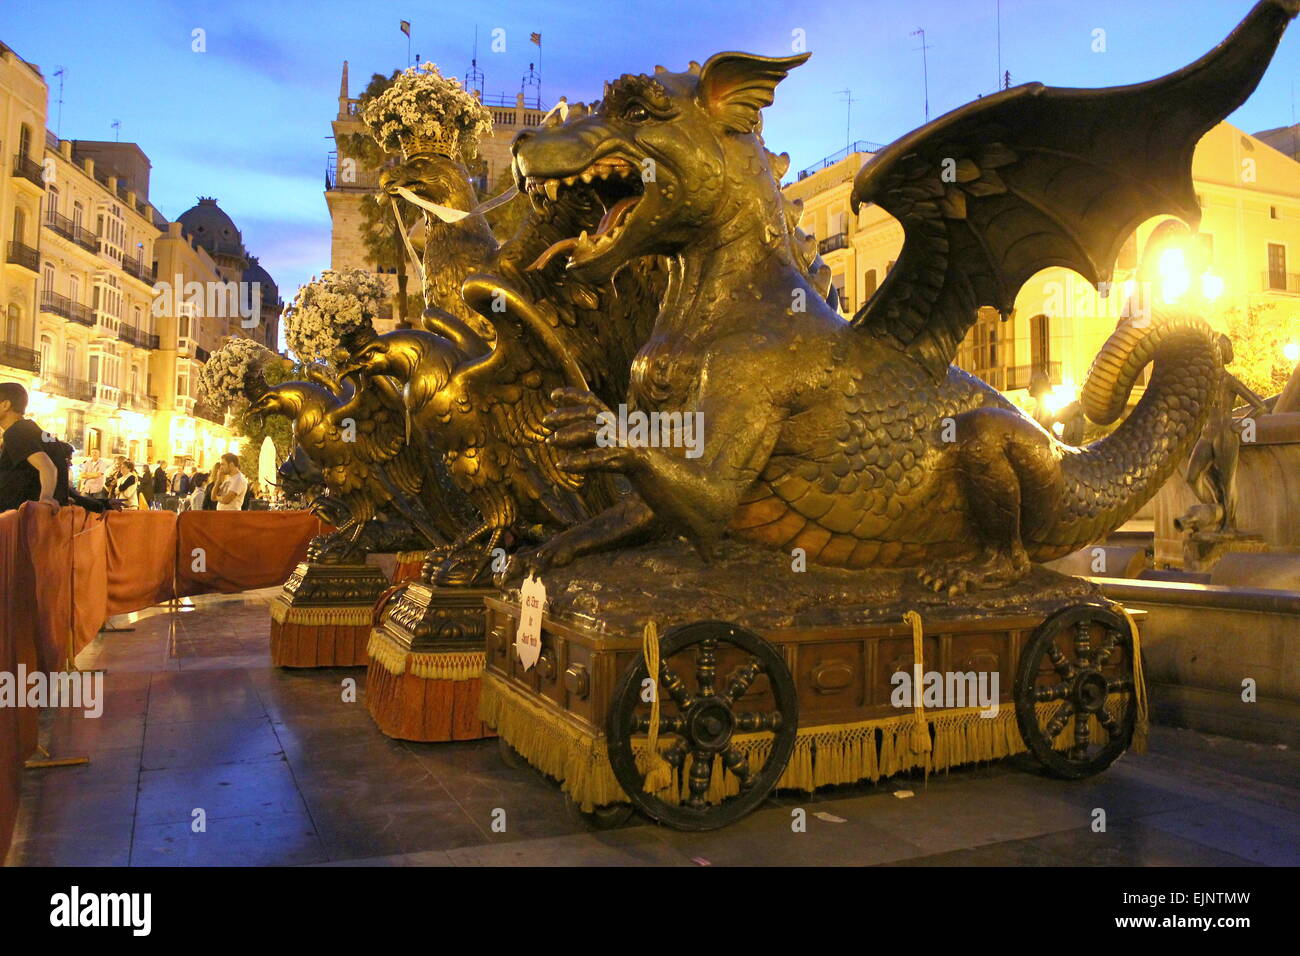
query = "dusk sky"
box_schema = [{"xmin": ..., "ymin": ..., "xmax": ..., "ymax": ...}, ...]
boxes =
[{"xmin": 2, "ymin": 0, "xmax": 1297, "ymax": 318}]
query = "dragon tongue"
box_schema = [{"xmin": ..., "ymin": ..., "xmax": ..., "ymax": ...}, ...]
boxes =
[
  {"xmin": 593, "ymin": 196, "xmax": 640, "ymax": 237},
  {"xmin": 526, "ymin": 236, "xmax": 580, "ymax": 272}
]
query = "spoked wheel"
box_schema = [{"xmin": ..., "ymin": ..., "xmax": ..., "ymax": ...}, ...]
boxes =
[
  {"xmin": 1014, "ymin": 602, "xmax": 1139, "ymax": 780},
  {"xmin": 606, "ymin": 620, "xmax": 798, "ymax": 831}
]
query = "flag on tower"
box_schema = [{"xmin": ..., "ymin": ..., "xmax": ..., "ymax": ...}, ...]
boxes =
[
  {"xmin": 530, "ymin": 32, "xmax": 541, "ymax": 46},
  {"xmin": 400, "ymin": 20, "xmax": 411, "ymax": 37}
]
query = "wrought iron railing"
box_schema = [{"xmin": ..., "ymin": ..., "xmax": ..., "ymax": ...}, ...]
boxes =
[
  {"xmin": 43, "ymin": 372, "xmax": 94, "ymax": 403},
  {"xmin": 12, "ymin": 152, "xmax": 44, "ymax": 188},
  {"xmin": 795, "ymin": 141, "xmax": 886, "ymax": 181},
  {"xmin": 0, "ymin": 340, "xmax": 39, "ymax": 373},
  {"xmin": 1262, "ymin": 270, "xmax": 1300, "ymax": 293},
  {"xmin": 818, "ymin": 232, "xmax": 849, "ymax": 254},
  {"xmin": 5, "ymin": 240, "xmax": 38, "ymax": 271},
  {"xmin": 118, "ymin": 325, "xmax": 160, "ymax": 350}
]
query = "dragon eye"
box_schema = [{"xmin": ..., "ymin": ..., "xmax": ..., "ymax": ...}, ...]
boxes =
[{"xmin": 623, "ymin": 102, "xmax": 651, "ymax": 124}]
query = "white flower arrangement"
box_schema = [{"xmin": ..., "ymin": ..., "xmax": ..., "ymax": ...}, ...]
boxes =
[
  {"xmin": 282, "ymin": 269, "xmax": 389, "ymax": 365},
  {"xmin": 198, "ymin": 337, "xmax": 279, "ymax": 412},
  {"xmin": 361, "ymin": 62, "xmax": 493, "ymax": 162}
]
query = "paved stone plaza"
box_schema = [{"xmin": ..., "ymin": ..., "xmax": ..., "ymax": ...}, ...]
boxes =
[{"xmin": 5, "ymin": 591, "xmax": 1297, "ymax": 867}]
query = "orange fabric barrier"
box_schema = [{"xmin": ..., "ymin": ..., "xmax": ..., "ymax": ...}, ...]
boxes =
[
  {"xmin": 103, "ymin": 510, "xmax": 178, "ymax": 617},
  {"xmin": 0, "ymin": 508, "xmax": 31, "ymax": 861},
  {"xmin": 175, "ymin": 511, "xmax": 321, "ymax": 598},
  {"xmin": 20, "ymin": 504, "xmax": 99, "ymax": 672},
  {"xmin": 70, "ymin": 521, "xmax": 107, "ymax": 659}
]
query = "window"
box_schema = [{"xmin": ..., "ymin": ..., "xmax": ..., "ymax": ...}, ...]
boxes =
[
  {"xmin": 5, "ymin": 305, "xmax": 19, "ymax": 344},
  {"xmin": 64, "ymin": 343, "xmax": 77, "ymax": 376},
  {"xmin": 862, "ymin": 269, "xmax": 878, "ymax": 300},
  {"xmin": 177, "ymin": 371, "xmax": 189, "ymax": 399},
  {"xmin": 88, "ymin": 353, "xmax": 99, "ymax": 382},
  {"xmin": 1270, "ymin": 205, "xmax": 1280, "ymax": 220},
  {"xmin": 69, "ymin": 273, "xmax": 80, "ymax": 304},
  {"xmin": 1030, "ymin": 314, "xmax": 1051, "ymax": 370},
  {"xmin": 47, "ymin": 185, "xmax": 59, "ymax": 218},
  {"xmin": 1267, "ymin": 243, "xmax": 1287, "ymax": 290},
  {"xmin": 72, "ymin": 201, "xmax": 84, "ymax": 232},
  {"xmin": 39, "ymin": 335, "xmax": 53, "ymax": 372},
  {"xmin": 42, "ymin": 262, "xmax": 55, "ymax": 291},
  {"xmin": 17, "ymin": 124, "xmax": 31, "ymax": 160},
  {"xmin": 87, "ymin": 428, "xmax": 101, "ymax": 455},
  {"xmin": 12, "ymin": 208, "xmax": 25, "ymax": 244},
  {"xmin": 831, "ymin": 273, "xmax": 847, "ymax": 313}
]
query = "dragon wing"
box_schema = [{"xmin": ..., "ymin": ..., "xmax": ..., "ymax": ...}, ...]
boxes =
[{"xmin": 851, "ymin": 0, "xmax": 1297, "ymax": 379}]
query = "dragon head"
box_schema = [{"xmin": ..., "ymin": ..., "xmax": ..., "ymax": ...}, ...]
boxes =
[{"xmin": 513, "ymin": 52, "xmax": 808, "ymax": 282}]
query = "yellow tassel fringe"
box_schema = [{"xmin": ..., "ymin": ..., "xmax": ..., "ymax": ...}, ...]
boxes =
[
  {"xmin": 270, "ymin": 602, "xmax": 373, "ymax": 627},
  {"xmin": 1119, "ymin": 606, "xmax": 1151, "ymax": 754},
  {"xmin": 479, "ymin": 671, "xmax": 1135, "ymax": 813},
  {"xmin": 366, "ymin": 630, "xmax": 485, "ymax": 681}
]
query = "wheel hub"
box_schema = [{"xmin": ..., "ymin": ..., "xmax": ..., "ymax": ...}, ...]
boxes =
[
  {"xmin": 687, "ymin": 697, "xmax": 735, "ymax": 752},
  {"xmin": 1071, "ymin": 669, "xmax": 1109, "ymax": 714}
]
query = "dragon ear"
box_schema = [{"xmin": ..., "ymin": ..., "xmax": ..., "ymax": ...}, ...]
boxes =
[{"xmin": 697, "ymin": 52, "xmax": 810, "ymax": 133}]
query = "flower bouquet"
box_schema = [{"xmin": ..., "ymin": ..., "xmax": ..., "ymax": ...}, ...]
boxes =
[
  {"xmin": 282, "ymin": 269, "xmax": 389, "ymax": 365},
  {"xmin": 360, "ymin": 62, "xmax": 493, "ymax": 163}
]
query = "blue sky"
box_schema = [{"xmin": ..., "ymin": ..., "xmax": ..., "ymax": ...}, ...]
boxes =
[{"xmin": 3, "ymin": 0, "xmax": 1298, "ymax": 320}]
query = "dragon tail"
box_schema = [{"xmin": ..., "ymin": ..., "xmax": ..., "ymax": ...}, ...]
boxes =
[{"xmin": 1031, "ymin": 310, "xmax": 1224, "ymax": 556}]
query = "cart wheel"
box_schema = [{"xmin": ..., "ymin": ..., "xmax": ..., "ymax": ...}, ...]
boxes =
[
  {"xmin": 606, "ymin": 620, "xmax": 798, "ymax": 831},
  {"xmin": 564, "ymin": 794, "xmax": 636, "ymax": 830},
  {"xmin": 497, "ymin": 737, "xmax": 531, "ymax": 772},
  {"xmin": 1014, "ymin": 602, "xmax": 1138, "ymax": 780}
]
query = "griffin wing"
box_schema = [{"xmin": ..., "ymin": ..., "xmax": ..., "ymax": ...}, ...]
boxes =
[
  {"xmin": 850, "ymin": 0, "xmax": 1298, "ymax": 379},
  {"xmin": 460, "ymin": 275, "xmax": 619, "ymax": 521}
]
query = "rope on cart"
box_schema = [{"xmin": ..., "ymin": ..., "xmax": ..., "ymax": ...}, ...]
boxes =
[
  {"xmin": 1118, "ymin": 606, "xmax": 1150, "ymax": 754},
  {"xmin": 641, "ymin": 621, "xmax": 673, "ymax": 793},
  {"xmin": 902, "ymin": 610, "xmax": 933, "ymax": 774}
]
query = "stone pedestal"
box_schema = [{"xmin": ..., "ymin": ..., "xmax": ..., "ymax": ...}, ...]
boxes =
[
  {"xmin": 269, "ymin": 563, "xmax": 391, "ymax": 668},
  {"xmin": 365, "ymin": 583, "xmax": 495, "ymax": 741}
]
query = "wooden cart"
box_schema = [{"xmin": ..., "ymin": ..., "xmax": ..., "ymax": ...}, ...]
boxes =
[{"xmin": 480, "ymin": 563, "xmax": 1145, "ymax": 831}]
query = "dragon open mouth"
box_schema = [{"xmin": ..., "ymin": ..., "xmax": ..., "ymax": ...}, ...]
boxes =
[{"xmin": 523, "ymin": 155, "xmax": 646, "ymax": 271}]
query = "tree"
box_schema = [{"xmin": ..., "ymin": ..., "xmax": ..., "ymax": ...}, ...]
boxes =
[
  {"xmin": 233, "ymin": 358, "xmax": 296, "ymax": 481},
  {"xmin": 1217, "ymin": 301, "xmax": 1294, "ymax": 400}
]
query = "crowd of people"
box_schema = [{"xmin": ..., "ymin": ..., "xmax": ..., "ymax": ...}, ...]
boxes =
[{"xmin": 0, "ymin": 383, "xmax": 261, "ymax": 515}]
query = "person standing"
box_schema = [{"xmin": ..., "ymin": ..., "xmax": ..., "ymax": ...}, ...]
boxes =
[
  {"xmin": 213, "ymin": 453, "xmax": 248, "ymax": 511},
  {"xmin": 0, "ymin": 383, "xmax": 61, "ymax": 513},
  {"xmin": 114, "ymin": 460, "xmax": 140, "ymax": 509},
  {"xmin": 80, "ymin": 450, "xmax": 107, "ymax": 500},
  {"xmin": 153, "ymin": 461, "xmax": 168, "ymax": 497}
]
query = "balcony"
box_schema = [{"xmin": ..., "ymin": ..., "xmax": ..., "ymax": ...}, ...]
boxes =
[
  {"xmin": 11, "ymin": 152, "xmax": 44, "ymax": 188},
  {"xmin": 118, "ymin": 324, "xmax": 160, "ymax": 350},
  {"xmin": 6, "ymin": 240, "xmax": 38, "ymax": 272},
  {"xmin": 43, "ymin": 372, "xmax": 95, "ymax": 403},
  {"xmin": 121, "ymin": 254, "xmax": 156, "ymax": 286},
  {"xmin": 91, "ymin": 312, "xmax": 120, "ymax": 339},
  {"xmin": 41, "ymin": 291, "xmax": 97, "ymax": 327},
  {"xmin": 1262, "ymin": 271, "xmax": 1300, "ymax": 294},
  {"xmin": 119, "ymin": 392, "xmax": 158, "ymax": 413},
  {"xmin": 44, "ymin": 210, "xmax": 100, "ymax": 253},
  {"xmin": 0, "ymin": 340, "xmax": 40, "ymax": 373},
  {"xmin": 818, "ymin": 232, "xmax": 849, "ymax": 255}
]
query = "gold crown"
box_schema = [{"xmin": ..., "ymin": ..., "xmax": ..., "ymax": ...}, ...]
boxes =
[{"xmin": 399, "ymin": 126, "xmax": 460, "ymax": 160}]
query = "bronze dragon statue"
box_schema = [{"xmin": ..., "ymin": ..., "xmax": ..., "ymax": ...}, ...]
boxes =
[{"xmin": 505, "ymin": 0, "xmax": 1298, "ymax": 593}]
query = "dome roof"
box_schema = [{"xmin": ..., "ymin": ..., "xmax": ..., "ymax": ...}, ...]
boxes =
[
  {"xmin": 176, "ymin": 197, "xmax": 245, "ymax": 259},
  {"xmin": 243, "ymin": 256, "xmax": 279, "ymax": 302}
]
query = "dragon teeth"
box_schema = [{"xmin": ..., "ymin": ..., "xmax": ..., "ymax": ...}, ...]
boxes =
[{"xmin": 544, "ymin": 179, "xmax": 560, "ymax": 202}]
